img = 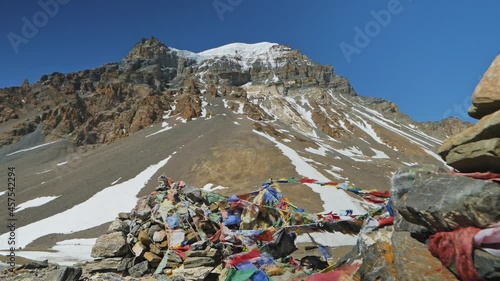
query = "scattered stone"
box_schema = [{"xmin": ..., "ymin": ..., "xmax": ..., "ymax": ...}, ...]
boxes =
[
  {"xmin": 108, "ymin": 218, "xmax": 129, "ymax": 233},
  {"xmin": 117, "ymin": 257, "xmax": 135, "ymax": 272},
  {"xmin": 183, "ymin": 257, "xmax": 215, "ymax": 269},
  {"xmin": 85, "ymin": 176, "xmax": 393, "ymax": 279},
  {"xmin": 438, "ymin": 110, "xmax": 500, "ymax": 172},
  {"xmin": 50, "ymin": 266, "xmax": 83, "ymax": 281},
  {"xmin": 153, "ymin": 230, "xmax": 167, "ymax": 242},
  {"xmin": 469, "ymin": 55, "xmax": 500, "ymax": 119},
  {"xmin": 184, "ymin": 232, "xmax": 198, "ymax": 244},
  {"xmin": 148, "ymin": 224, "xmax": 163, "ymax": 239},
  {"xmin": 138, "ymin": 230, "xmax": 152, "ymax": 245},
  {"xmin": 393, "ymin": 209, "xmax": 429, "ymax": 235},
  {"xmin": 134, "ymin": 198, "xmax": 152, "ymax": 220},
  {"xmin": 149, "ymin": 243, "xmax": 162, "ymax": 255},
  {"xmin": 20, "ymin": 259, "xmax": 49, "ymax": 270},
  {"xmin": 132, "ymin": 241, "xmax": 147, "ymax": 257},
  {"xmin": 172, "ymin": 266, "xmax": 214, "ymax": 281},
  {"xmin": 474, "ymin": 249, "xmax": 500, "ymax": 281},
  {"xmin": 445, "ymin": 138, "xmax": 500, "ymax": 173},
  {"xmin": 391, "ymin": 167, "xmax": 500, "ymax": 232},
  {"xmin": 118, "ymin": 212, "xmax": 131, "ymax": 220},
  {"xmin": 159, "ymin": 240, "xmax": 169, "ymax": 248},
  {"xmin": 186, "ymin": 250, "xmax": 206, "ymax": 258},
  {"xmin": 182, "ymin": 186, "xmax": 204, "ymax": 203},
  {"xmin": 205, "ymin": 248, "xmax": 220, "ymax": 259},
  {"xmin": 190, "ymin": 240, "xmax": 208, "ymax": 251},
  {"xmin": 128, "ymin": 260, "xmax": 149, "ymax": 278},
  {"xmin": 336, "ymin": 228, "xmax": 397, "ymax": 281},
  {"xmin": 91, "ymin": 232, "xmax": 128, "ymax": 258},
  {"xmin": 392, "ymin": 231, "xmax": 458, "ymax": 280},
  {"xmin": 167, "ymin": 250, "xmax": 184, "ymax": 264},
  {"xmin": 439, "ymin": 110, "xmax": 500, "ymax": 154}
]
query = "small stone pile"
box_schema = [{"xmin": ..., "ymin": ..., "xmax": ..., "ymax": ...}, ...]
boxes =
[
  {"xmin": 85, "ymin": 176, "xmax": 371, "ymax": 280},
  {"xmin": 438, "ymin": 54, "xmax": 500, "ymax": 173},
  {"xmin": 0, "ymin": 260, "xmax": 83, "ymax": 281}
]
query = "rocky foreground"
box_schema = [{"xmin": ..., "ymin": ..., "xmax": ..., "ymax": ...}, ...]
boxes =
[{"xmin": 1, "ymin": 175, "xmax": 384, "ymax": 281}]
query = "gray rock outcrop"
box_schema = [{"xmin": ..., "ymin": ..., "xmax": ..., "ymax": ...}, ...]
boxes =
[{"xmin": 439, "ymin": 54, "xmax": 500, "ymax": 173}]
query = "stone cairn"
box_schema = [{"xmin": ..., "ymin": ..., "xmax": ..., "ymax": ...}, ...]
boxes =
[{"xmin": 88, "ymin": 177, "xmax": 225, "ymax": 280}]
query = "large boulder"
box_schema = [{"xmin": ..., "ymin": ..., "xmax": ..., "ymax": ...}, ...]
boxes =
[
  {"xmin": 128, "ymin": 260, "xmax": 149, "ymax": 278},
  {"xmin": 438, "ymin": 109, "xmax": 500, "ymax": 172},
  {"xmin": 91, "ymin": 232, "xmax": 128, "ymax": 258},
  {"xmin": 469, "ymin": 55, "xmax": 500, "ymax": 119},
  {"xmin": 391, "ymin": 167, "xmax": 500, "ymax": 232}
]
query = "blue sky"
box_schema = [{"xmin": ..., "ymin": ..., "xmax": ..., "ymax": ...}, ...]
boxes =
[{"xmin": 1, "ymin": 0, "xmax": 499, "ymax": 122}]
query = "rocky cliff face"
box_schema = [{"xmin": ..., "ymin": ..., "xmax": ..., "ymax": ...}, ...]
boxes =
[
  {"xmin": 419, "ymin": 117, "xmax": 472, "ymax": 139},
  {"xmin": 0, "ymin": 37, "xmax": 466, "ymax": 152}
]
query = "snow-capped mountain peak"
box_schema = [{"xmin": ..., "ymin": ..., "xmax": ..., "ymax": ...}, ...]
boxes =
[{"xmin": 171, "ymin": 42, "xmax": 290, "ymax": 70}]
